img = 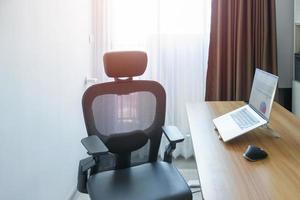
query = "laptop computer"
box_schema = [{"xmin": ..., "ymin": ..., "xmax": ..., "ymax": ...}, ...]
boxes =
[{"xmin": 213, "ymin": 68, "xmax": 278, "ymax": 142}]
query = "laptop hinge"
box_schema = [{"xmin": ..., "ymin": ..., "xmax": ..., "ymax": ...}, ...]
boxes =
[
  {"xmin": 248, "ymin": 103, "xmax": 269, "ymax": 122},
  {"xmin": 248, "ymin": 103, "xmax": 280, "ymax": 138}
]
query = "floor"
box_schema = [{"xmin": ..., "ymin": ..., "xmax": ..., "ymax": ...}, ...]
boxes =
[{"xmin": 76, "ymin": 157, "xmax": 202, "ymax": 200}]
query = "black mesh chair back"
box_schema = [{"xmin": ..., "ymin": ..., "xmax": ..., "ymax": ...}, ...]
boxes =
[
  {"xmin": 82, "ymin": 51, "xmax": 166, "ymax": 169},
  {"xmin": 78, "ymin": 51, "xmax": 192, "ymax": 200}
]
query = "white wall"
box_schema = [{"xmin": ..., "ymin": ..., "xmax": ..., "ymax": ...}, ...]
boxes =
[
  {"xmin": 295, "ymin": 0, "xmax": 300, "ymax": 22},
  {"xmin": 276, "ymin": 0, "xmax": 294, "ymax": 88},
  {"xmin": 0, "ymin": 0, "xmax": 93, "ymax": 199}
]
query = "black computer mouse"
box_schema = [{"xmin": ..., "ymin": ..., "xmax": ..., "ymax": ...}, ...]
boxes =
[{"xmin": 243, "ymin": 145, "xmax": 268, "ymax": 161}]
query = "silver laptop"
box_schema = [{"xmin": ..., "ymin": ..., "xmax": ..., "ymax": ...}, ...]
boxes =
[{"xmin": 213, "ymin": 68, "xmax": 278, "ymax": 142}]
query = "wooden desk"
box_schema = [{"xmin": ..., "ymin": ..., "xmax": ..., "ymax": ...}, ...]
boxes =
[{"xmin": 186, "ymin": 102, "xmax": 300, "ymax": 200}]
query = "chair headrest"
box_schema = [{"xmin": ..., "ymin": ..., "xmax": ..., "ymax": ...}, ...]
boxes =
[{"xmin": 103, "ymin": 51, "xmax": 147, "ymax": 78}]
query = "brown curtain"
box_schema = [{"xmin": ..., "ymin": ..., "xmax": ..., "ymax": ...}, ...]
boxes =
[{"xmin": 205, "ymin": 0, "xmax": 277, "ymax": 101}]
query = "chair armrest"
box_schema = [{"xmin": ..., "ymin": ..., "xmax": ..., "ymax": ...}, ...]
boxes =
[
  {"xmin": 77, "ymin": 157, "xmax": 95, "ymax": 193},
  {"xmin": 162, "ymin": 126, "xmax": 184, "ymax": 163},
  {"xmin": 78, "ymin": 136, "xmax": 109, "ymax": 193},
  {"xmin": 81, "ymin": 135, "xmax": 109, "ymax": 156},
  {"xmin": 162, "ymin": 126, "xmax": 184, "ymax": 144}
]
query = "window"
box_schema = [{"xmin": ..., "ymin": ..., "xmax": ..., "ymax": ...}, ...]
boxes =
[{"xmin": 95, "ymin": 0, "xmax": 211, "ymax": 158}]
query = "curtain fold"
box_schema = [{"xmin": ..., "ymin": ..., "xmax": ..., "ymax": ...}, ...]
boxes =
[{"xmin": 205, "ymin": 0, "xmax": 277, "ymax": 101}]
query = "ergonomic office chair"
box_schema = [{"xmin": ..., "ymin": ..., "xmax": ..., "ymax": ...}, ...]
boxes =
[{"xmin": 77, "ymin": 51, "xmax": 192, "ymax": 200}]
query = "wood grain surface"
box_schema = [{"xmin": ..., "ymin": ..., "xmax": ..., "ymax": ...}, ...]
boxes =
[{"xmin": 186, "ymin": 101, "xmax": 300, "ymax": 200}]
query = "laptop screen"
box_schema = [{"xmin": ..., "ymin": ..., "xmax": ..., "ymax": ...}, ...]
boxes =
[{"xmin": 249, "ymin": 68, "xmax": 278, "ymax": 120}]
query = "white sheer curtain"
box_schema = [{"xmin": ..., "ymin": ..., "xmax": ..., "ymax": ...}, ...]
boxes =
[{"xmin": 93, "ymin": 0, "xmax": 211, "ymax": 158}]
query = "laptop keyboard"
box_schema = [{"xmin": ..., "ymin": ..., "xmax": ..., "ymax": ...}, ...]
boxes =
[{"xmin": 230, "ymin": 108, "xmax": 260, "ymax": 130}]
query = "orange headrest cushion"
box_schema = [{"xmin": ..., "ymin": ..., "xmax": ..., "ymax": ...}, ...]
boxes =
[{"xmin": 103, "ymin": 51, "xmax": 147, "ymax": 78}]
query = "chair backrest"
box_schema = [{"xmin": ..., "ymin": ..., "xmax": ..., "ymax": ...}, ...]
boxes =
[{"xmin": 82, "ymin": 51, "xmax": 166, "ymax": 169}]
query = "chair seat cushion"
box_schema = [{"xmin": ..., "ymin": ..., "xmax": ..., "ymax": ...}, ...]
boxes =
[{"xmin": 87, "ymin": 161, "xmax": 192, "ymax": 200}]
